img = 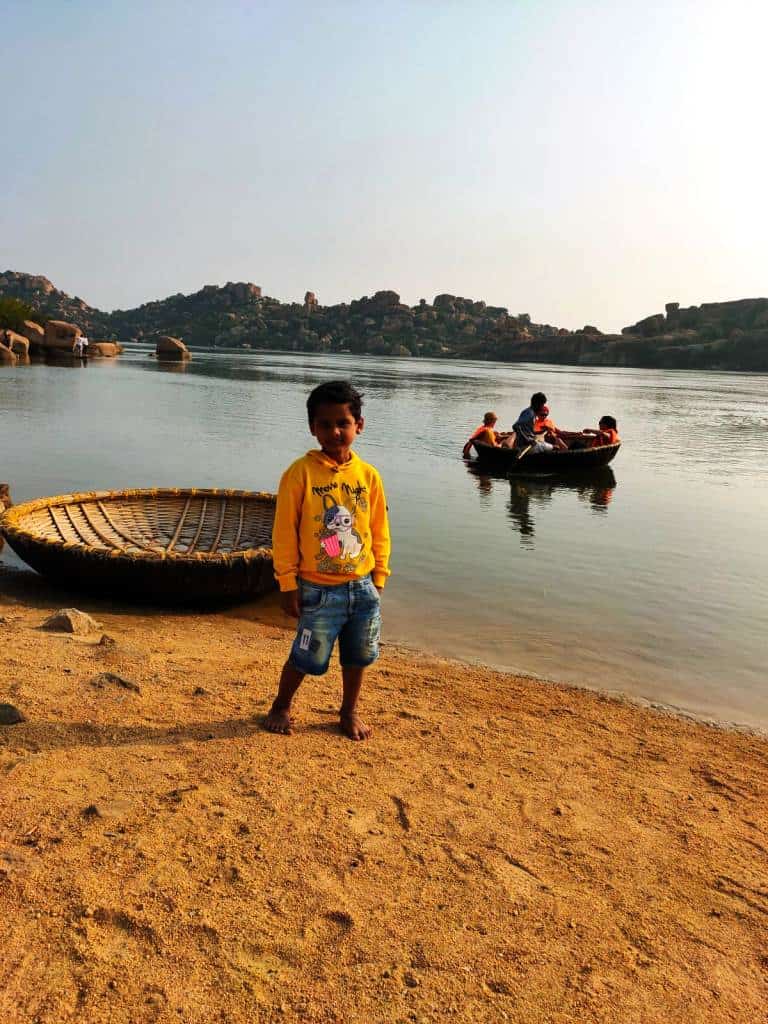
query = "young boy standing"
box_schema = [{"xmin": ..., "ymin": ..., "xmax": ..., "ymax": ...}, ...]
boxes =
[{"xmin": 265, "ymin": 381, "xmax": 391, "ymax": 741}]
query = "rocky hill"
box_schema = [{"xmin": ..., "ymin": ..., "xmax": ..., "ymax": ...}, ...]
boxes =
[
  {"xmin": 0, "ymin": 271, "xmax": 109, "ymax": 336},
  {"xmin": 615, "ymin": 298, "xmax": 768, "ymax": 371},
  {"xmin": 2, "ymin": 271, "xmax": 766, "ymax": 370}
]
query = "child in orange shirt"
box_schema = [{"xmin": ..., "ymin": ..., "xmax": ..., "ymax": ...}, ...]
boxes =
[
  {"xmin": 532, "ymin": 405, "xmax": 568, "ymax": 451},
  {"xmin": 582, "ymin": 415, "xmax": 620, "ymax": 447},
  {"xmin": 462, "ymin": 412, "xmax": 500, "ymax": 457}
]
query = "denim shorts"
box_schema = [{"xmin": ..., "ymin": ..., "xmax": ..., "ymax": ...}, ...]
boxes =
[{"xmin": 289, "ymin": 575, "xmax": 381, "ymax": 676}]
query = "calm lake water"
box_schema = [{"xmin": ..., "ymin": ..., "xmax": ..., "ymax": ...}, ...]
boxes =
[{"xmin": 1, "ymin": 350, "xmax": 767, "ymax": 729}]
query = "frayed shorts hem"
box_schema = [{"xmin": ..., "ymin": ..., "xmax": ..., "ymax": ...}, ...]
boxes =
[
  {"xmin": 339, "ymin": 651, "xmax": 380, "ymax": 670},
  {"xmin": 288, "ymin": 654, "xmax": 330, "ymax": 677}
]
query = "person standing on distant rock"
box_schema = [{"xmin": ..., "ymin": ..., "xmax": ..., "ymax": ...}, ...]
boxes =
[{"xmin": 80, "ymin": 334, "xmax": 89, "ymax": 358}]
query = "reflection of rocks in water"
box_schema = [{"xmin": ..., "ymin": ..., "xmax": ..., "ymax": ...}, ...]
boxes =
[
  {"xmin": 154, "ymin": 360, "xmax": 189, "ymax": 374},
  {"xmin": 44, "ymin": 353, "xmax": 89, "ymax": 368}
]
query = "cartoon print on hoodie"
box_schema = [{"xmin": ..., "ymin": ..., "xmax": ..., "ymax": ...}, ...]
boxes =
[{"xmin": 315, "ymin": 494, "xmax": 364, "ymax": 572}]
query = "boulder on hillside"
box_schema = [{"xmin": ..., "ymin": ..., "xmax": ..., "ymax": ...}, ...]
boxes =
[
  {"xmin": 42, "ymin": 608, "xmax": 101, "ymax": 635},
  {"xmin": 20, "ymin": 319, "xmax": 45, "ymax": 353},
  {"xmin": 3, "ymin": 329, "xmax": 29, "ymax": 356},
  {"xmin": 371, "ymin": 290, "xmax": 400, "ymax": 309},
  {"xmin": 224, "ymin": 282, "xmax": 261, "ymax": 302},
  {"xmin": 45, "ymin": 320, "xmax": 81, "ymax": 351},
  {"xmin": 665, "ymin": 302, "xmax": 681, "ymax": 326},
  {"xmin": 624, "ymin": 313, "xmax": 666, "ymax": 337},
  {"xmin": 156, "ymin": 336, "xmax": 191, "ymax": 361}
]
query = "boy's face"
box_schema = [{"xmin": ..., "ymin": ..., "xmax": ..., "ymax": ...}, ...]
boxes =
[{"xmin": 310, "ymin": 402, "xmax": 363, "ymax": 462}]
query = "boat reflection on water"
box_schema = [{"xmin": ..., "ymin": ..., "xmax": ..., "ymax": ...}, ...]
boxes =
[{"xmin": 465, "ymin": 463, "xmax": 617, "ymax": 544}]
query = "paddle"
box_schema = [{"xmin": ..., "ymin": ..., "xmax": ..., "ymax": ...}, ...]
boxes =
[{"xmin": 515, "ymin": 444, "xmax": 533, "ymax": 462}]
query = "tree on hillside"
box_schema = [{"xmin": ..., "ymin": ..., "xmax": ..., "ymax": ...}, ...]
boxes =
[{"xmin": 0, "ymin": 297, "xmax": 39, "ymax": 332}]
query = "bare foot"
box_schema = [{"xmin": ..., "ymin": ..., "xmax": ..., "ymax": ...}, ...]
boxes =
[
  {"xmin": 264, "ymin": 704, "xmax": 293, "ymax": 735},
  {"xmin": 340, "ymin": 712, "xmax": 372, "ymax": 741}
]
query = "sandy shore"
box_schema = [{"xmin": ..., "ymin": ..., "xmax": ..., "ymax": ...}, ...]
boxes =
[{"xmin": 1, "ymin": 565, "xmax": 767, "ymax": 1024}]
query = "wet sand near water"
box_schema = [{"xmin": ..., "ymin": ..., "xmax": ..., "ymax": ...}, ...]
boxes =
[{"xmin": 1, "ymin": 567, "xmax": 767, "ymax": 1023}]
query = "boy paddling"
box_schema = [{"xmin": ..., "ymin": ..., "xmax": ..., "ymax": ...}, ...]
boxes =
[{"xmin": 265, "ymin": 381, "xmax": 391, "ymax": 740}]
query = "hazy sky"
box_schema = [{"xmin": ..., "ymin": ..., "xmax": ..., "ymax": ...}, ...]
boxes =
[{"xmin": 2, "ymin": 1, "xmax": 766, "ymax": 332}]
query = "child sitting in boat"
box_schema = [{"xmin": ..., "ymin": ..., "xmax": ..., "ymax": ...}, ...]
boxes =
[
  {"xmin": 582, "ymin": 415, "xmax": 620, "ymax": 447},
  {"xmin": 533, "ymin": 405, "xmax": 569, "ymax": 451},
  {"xmin": 463, "ymin": 412, "xmax": 501, "ymax": 457}
]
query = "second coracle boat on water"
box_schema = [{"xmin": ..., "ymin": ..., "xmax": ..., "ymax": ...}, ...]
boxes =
[
  {"xmin": 0, "ymin": 487, "xmax": 276, "ymax": 603},
  {"xmin": 470, "ymin": 440, "xmax": 621, "ymax": 474}
]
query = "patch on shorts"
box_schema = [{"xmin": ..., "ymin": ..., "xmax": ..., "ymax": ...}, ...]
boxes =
[{"xmin": 299, "ymin": 628, "xmax": 312, "ymax": 651}]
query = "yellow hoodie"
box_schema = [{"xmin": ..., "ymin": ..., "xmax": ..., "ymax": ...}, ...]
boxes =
[{"xmin": 272, "ymin": 449, "xmax": 391, "ymax": 592}]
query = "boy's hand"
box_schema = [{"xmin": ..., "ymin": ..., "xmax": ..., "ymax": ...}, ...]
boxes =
[{"xmin": 280, "ymin": 590, "xmax": 301, "ymax": 618}]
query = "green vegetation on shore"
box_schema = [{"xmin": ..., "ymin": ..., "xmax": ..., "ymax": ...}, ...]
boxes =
[
  {"xmin": 0, "ymin": 296, "xmax": 37, "ymax": 333},
  {"xmin": 2, "ymin": 270, "xmax": 767, "ymax": 371}
]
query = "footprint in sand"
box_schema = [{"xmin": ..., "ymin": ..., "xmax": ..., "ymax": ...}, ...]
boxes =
[
  {"xmin": 232, "ymin": 945, "xmax": 293, "ymax": 999},
  {"xmin": 302, "ymin": 909, "xmax": 355, "ymax": 948}
]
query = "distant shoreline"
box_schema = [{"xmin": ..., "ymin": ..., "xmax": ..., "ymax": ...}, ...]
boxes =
[{"xmin": 4, "ymin": 271, "xmax": 768, "ymax": 372}]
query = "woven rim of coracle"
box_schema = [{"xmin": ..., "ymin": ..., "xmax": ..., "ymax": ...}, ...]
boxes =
[{"xmin": 0, "ymin": 487, "xmax": 276, "ymax": 564}]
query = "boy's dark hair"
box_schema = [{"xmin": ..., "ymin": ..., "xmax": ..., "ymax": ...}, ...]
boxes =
[
  {"xmin": 307, "ymin": 380, "xmax": 364, "ymax": 424},
  {"xmin": 599, "ymin": 415, "xmax": 617, "ymax": 430},
  {"xmin": 531, "ymin": 392, "xmax": 547, "ymax": 412}
]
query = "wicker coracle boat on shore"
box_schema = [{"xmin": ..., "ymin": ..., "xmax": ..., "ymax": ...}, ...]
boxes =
[{"xmin": 0, "ymin": 488, "xmax": 276, "ymax": 603}]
